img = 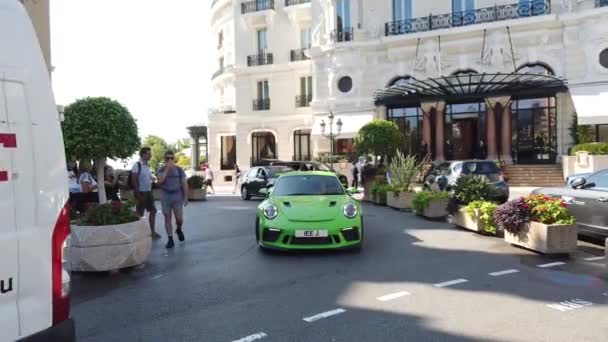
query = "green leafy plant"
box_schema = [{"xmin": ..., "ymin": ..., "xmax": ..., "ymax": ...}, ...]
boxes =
[
  {"xmin": 571, "ymin": 142, "xmax": 608, "ymax": 155},
  {"xmin": 465, "ymin": 200, "xmax": 498, "ymax": 235},
  {"xmin": 142, "ymin": 135, "xmax": 171, "ymax": 170},
  {"xmin": 387, "ymin": 150, "xmax": 419, "ymax": 193},
  {"xmin": 371, "ymin": 181, "xmax": 392, "ymax": 195},
  {"xmin": 412, "ymin": 191, "xmax": 449, "ymax": 215},
  {"xmin": 354, "ymin": 120, "xmax": 403, "ymax": 161},
  {"xmin": 62, "ymin": 97, "xmax": 141, "ymax": 204},
  {"xmin": 493, "ymin": 198, "xmax": 531, "ymax": 234},
  {"xmin": 524, "ymin": 195, "xmax": 575, "ymax": 225},
  {"xmin": 187, "ymin": 175, "xmax": 205, "ymax": 189},
  {"xmin": 451, "ymin": 175, "xmax": 497, "ymax": 205},
  {"xmin": 75, "ymin": 201, "xmax": 140, "ymax": 226}
]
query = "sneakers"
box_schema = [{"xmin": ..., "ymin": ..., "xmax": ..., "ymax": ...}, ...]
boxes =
[
  {"xmin": 165, "ymin": 237, "xmax": 174, "ymax": 249},
  {"xmin": 176, "ymin": 229, "xmax": 185, "ymax": 242},
  {"xmin": 151, "ymin": 232, "xmax": 162, "ymax": 240}
]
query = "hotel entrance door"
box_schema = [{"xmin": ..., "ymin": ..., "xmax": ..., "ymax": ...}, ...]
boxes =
[{"xmin": 451, "ymin": 119, "xmax": 478, "ymax": 160}]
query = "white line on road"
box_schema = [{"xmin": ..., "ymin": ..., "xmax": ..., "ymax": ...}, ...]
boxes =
[
  {"xmin": 303, "ymin": 308, "xmax": 346, "ymax": 323},
  {"xmin": 434, "ymin": 279, "xmax": 468, "ymax": 288},
  {"xmin": 537, "ymin": 262, "xmax": 566, "ymax": 268},
  {"xmin": 489, "ymin": 269, "xmax": 520, "ymax": 276},
  {"xmin": 584, "ymin": 256, "xmax": 606, "ymax": 261},
  {"xmin": 377, "ymin": 291, "xmax": 411, "ymax": 302},
  {"xmin": 232, "ymin": 332, "xmax": 267, "ymax": 342}
]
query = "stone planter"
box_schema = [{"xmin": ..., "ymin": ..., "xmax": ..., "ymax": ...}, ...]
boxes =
[
  {"xmin": 452, "ymin": 205, "xmax": 485, "ymax": 233},
  {"xmin": 387, "ymin": 191, "xmax": 414, "ymax": 211},
  {"xmin": 67, "ymin": 218, "xmax": 152, "ymax": 272},
  {"xmin": 504, "ymin": 222, "xmax": 577, "ymax": 255},
  {"xmin": 188, "ymin": 188, "xmax": 207, "ymax": 201},
  {"xmin": 421, "ymin": 198, "xmax": 449, "ymax": 219},
  {"xmin": 374, "ymin": 192, "xmax": 387, "ymax": 206}
]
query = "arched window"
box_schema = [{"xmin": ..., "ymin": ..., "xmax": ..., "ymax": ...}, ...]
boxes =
[{"xmin": 516, "ymin": 62, "xmax": 555, "ymax": 75}]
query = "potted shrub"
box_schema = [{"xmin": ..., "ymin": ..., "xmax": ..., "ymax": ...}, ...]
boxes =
[
  {"xmin": 187, "ymin": 175, "xmax": 206, "ymax": 201},
  {"xmin": 463, "ymin": 200, "xmax": 498, "ymax": 235},
  {"xmin": 386, "ymin": 151, "xmax": 419, "ymax": 211},
  {"xmin": 449, "ymin": 175, "xmax": 498, "ymax": 233},
  {"xmin": 495, "ymin": 195, "xmax": 577, "ymax": 255},
  {"xmin": 67, "ymin": 201, "xmax": 152, "ymax": 272},
  {"xmin": 563, "ymin": 142, "xmax": 608, "ymax": 179},
  {"xmin": 371, "ymin": 181, "xmax": 390, "ymax": 206},
  {"xmin": 413, "ymin": 191, "xmax": 450, "ymax": 219}
]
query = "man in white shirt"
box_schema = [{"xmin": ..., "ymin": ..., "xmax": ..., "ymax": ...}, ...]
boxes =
[{"xmin": 131, "ymin": 147, "xmax": 161, "ymax": 239}]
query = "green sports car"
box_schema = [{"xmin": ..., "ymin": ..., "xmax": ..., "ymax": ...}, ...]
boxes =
[{"xmin": 256, "ymin": 171, "xmax": 363, "ymax": 251}]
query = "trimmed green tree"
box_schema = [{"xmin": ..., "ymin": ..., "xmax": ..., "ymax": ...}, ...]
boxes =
[
  {"xmin": 62, "ymin": 97, "xmax": 140, "ymax": 204},
  {"xmin": 142, "ymin": 135, "xmax": 171, "ymax": 170},
  {"xmin": 354, "ymin": 119, "xmax": 403, "ymax": 161}
]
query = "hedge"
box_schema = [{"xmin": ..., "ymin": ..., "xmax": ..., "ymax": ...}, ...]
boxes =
[{"xmin": 570, "ymin": 142, "xmax": 608, "ymax": 155}]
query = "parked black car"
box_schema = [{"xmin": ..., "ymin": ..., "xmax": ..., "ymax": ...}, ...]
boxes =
[
  {"xmin": 269, "ymin": 160, "xmax": 349, "ymax": 187},
  {"xmin": 240, "ymin": 166, "xmax": 293, "ymax": 200},
  {"xmin": 423, "ymin": 160, "xmax": 510, "ymax": 203},
  {"xmin": 532, "ymin": 169, "xmax": 608, "ymax": 242}
]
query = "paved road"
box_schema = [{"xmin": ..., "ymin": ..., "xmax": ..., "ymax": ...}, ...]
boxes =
[{"xmin": 71, "ymin": 197, "xmax": 608, "ymax": 342}]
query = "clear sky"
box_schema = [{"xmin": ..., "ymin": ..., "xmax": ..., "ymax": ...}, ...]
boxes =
[{"xmin": 50, "ymin": 0, "xmax": 211, "ymax": 144}]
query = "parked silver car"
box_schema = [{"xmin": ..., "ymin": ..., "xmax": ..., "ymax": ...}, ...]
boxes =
[{"xmin": 423, "ymin": 160, "xmax": 510, "ymax": 203}]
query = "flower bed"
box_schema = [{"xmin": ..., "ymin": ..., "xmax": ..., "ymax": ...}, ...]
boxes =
[
  {"xmin": 452, "ymin": 201, "xmax": 498, "ymax": 235},
  {"xmin": 495, "ymin": 195, "xmax": 577, "ymax": 255},
  {"xmin": 413, "ymin": 191, "xmax": 449, "ymax": 219}
]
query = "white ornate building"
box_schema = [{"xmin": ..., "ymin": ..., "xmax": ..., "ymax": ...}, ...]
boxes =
[{"xmin": 208, "ymin": 0, "xmax": 608, "ymax": 185}]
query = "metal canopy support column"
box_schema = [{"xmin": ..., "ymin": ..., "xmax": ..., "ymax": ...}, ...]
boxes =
[{"xmin": 485, "ymin": 96, "xmax": 511, "ymax": 162}]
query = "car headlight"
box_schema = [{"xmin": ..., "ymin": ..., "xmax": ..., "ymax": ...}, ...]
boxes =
[
  {"xmin": 263, "ymin": 204, "xmax": 278, "ymax": 220},
  {"xmin": 343, "ymin": 203, "xmax": 358, "ymax": 218}
]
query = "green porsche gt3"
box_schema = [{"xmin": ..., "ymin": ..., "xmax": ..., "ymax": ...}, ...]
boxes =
[{"xmin": 255, "ymin": 171, "xmax": 363, "ymax": 251}]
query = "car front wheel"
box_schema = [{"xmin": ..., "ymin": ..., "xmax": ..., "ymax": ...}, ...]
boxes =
[{"xmin": 241, "ymin": 186, "xmax": 251, "ymax": 200}]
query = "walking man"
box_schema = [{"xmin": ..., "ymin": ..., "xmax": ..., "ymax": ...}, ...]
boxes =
[
  {"xmin": 204, "ymin": 164, "xmax": 216, "ymax": 195},
  {"xmin": 233, "ymin": 164, "xmax": 241, "ymax": 194},
  {"xmin": 132, "ymin": 147, "xmax": 161, "ymax": 239},
  {"xmin": 157, "ymin": 150, "xmax": 189, "ymax": 249}
]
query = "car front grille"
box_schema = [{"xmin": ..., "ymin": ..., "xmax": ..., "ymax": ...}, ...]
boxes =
[
  {"xmin": 262, "ymin": 228, "xmax": 281, "ymax": 243},
  {"xmin": 341, "ymin": 228, "xmax": 360, "ymax": 242}
]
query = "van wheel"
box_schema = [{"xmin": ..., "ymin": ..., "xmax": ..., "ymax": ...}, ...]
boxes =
[{"xmin": 241, "ymin": 186, "xmax": 251, "ymax": 200}]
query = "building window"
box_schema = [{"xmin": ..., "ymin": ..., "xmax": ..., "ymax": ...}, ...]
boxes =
[
  {"xmin": 393, "ymin": 0, "xmax": 412, "ymax": 21},
  {"xmin": 218, "ymin": 31, "xmax": 223, "ymax": 49},
  {"xmin": 293, "ymin": 130, "xmax": 311, "ymax": 161},
  {"xmin": 516, "ymin": 63, "xmax": 555, "ymax": 75},
  {"xmin": 452, "ymin": 0, "xmax": 475, "ymax": 13},
  {"xmin": 220, "ymin": 136, "xmax": 236, "ymax": 170},
  {"xmin": 257, "ymin": 28, "xmax": 267, "ymax": 54},
  {"xmin": 297, "ymin": 76, "xmax": 313, "ymax": 107},
  {"xmin": 599, "ymin": 125, "xmax": 608, "ymax": 142},
  {"xmin": 336, "ymin": 0, "xmax": 351, "ymax": 30},
  {"xmin": 600, "ymin": 49, "xmax": 608, "ymax": 69},
  {"xmin": 334, "ymin": 138, "xmax": 354, "ymax": 158},
  {"xmin": 511, "ymin": 96, "xmax": 557, "ymax": 164},
  {"xmin": 301, "ymin": 27, "xmax": 312, "ymax": 49},
  {"xmin": 254, "ymin": 80, "xmax": 270, "ymax": 111},
  {"xmin": 251, "ymin": 132, "xmax": 276, "ymax": 165},
  {"xmin": 338, "ymin": 76, "xmax": 352, "ymax": 93},
  {"xmin": 388, "ymin": 106, "xmax": 423, "ymax": 157}
]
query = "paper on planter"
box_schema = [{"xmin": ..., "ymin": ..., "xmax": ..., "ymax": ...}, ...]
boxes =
[
  {"xmin": 70, "ymin": 219, "xmax": 150, "ymax": 247},
  {"xmin": 67, "ymin": 237, "xmax": 152, "ymax": 272}
]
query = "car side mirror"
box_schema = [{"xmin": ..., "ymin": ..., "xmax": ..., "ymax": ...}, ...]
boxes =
[{"xmin": 571, "ymin": 177, "xmax": 586, "ymax": 189}]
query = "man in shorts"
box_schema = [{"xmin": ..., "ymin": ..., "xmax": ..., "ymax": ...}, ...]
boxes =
[
  {"xmin": 132, "ymin": 147, "xmax": 161, "ymax": 239},
  {"xmin": 157, "ymin": 150, "xmax": 189, "ymax": 248}
]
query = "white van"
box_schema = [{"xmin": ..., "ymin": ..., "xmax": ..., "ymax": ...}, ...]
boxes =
[{"xmin": 0, "ymin": 1, "xmax": 74, "ymax": 341}]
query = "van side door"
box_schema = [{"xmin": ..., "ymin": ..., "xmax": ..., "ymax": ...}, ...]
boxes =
[{"xmin": 0, "ymin": 80, "xmax": 20, "ymax": 341}]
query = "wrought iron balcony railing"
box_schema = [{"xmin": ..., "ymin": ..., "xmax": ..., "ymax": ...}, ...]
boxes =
[
  {"xmin": 385, "ymin": 0, "xmax": 551, "ymax": 36},
  {"xmin": 211, "ymin": 68, "xmax": 224, "ymax": 80},
  {"xmin": 295, "ymin": 94, "xmax": 312, "ymax": 107},
  {"xmin": 331, "ymin": 27, "xmax": 354, "ymax": 43},
  {"xmin": 253, "ymin": 98, "xmax": 271, "ymax": 111},
  {"xmin": 285, "ymin": 0, "xmax": 310, "ymax": 6},
  {"xmin": 247, "ymin": 53, "xmax": 274, "ymax": 66},
  {"xmin": 290, "ymin": 49, "xmax": 310, "ymax": 62},
  {"xmin": 241, "ymin": 0, "xmax": 274, "ymax": 14},
  {"xmin": 597, "ymin": 0, "xmax": 608, "ymax": 7}
]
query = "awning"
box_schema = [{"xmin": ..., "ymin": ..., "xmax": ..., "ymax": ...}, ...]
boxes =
[
  {"xmin": 311, "ymin": 113, "xmax": 374, "ymax": 138},
  {"xmin": 374, "ymin": 72, "xmax": 567, "ymax": 105},
  {"xmin": 569, "ymin": 83, "xmax": 608, "ymax": 125}
]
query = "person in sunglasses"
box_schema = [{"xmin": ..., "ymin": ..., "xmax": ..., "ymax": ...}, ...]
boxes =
[{"xmin": 156, "ymin": 150, "xmax": 189, "ymax": 248}]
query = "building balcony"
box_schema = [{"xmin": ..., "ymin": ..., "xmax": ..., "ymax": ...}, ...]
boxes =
[
  {"xmin": 253, "ymin": 98, "xmax": 271, "ymax": 111},
  {"xmin": 241, "ymin": 0, "xmax": 276, "ymax": 28},
  {"xmin": 284, "ymin": 0, "xmax": 311, "ymax": 24},
  {"xmin": 330, "ymin": 27, "xmax": 354, "ymax": 43},
  {"xmin": 597, "ymin": 0, "xmax": 608, "ymax": 7},
  {"xmin": 285, "ymin": 0, "xmax": 310, "ymax": 6},
  {"xmin": 247, "ymin": 53, "xmax": 274, "ymax": 66},
  {"xmin": 290, "ymin": 49, "xmax": 310, "ymax": 62},
  {"xmin": 241, "ymin": 0, "xmax": 274, "ymax": 14},
  {"xmin": 295, "ymin": 94, "xmax": 312, "ymax": 108},
  {"xmin": 385, "ymin": 0, "xmax": 551, "ymax": 37}
]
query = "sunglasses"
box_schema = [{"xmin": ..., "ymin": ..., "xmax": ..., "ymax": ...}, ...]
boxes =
[{"xmin": 166, "ymin": 156, "xmax": 175, "ymax": 160}]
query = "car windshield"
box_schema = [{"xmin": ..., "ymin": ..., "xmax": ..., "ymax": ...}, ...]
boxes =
[
  {"xmin": 272, "ymin": 175, "xmax": 344, "ymax": 196},
  {"xmin": 461, "ymin": 162, "xmax": 500, "ymax": 175}
]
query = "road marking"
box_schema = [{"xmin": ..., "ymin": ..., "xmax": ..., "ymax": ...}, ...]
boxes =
[
  {"xmin": 537, "ymin": 262, "xmax": 566, "ymax": 268},
  {"xmin": 232, "ymin": 332, "xmax": 267, "ymax": 342},
  {"xmin": 303, "ymin": 308, "xmax": 346, "ymax": 322},
  {"xmin": 584, "ymin": 256, "xmax": 605, "ymax": 261},
  {"xmin": 151, "ymin": 275, "xmax": 164, "ymax": 280},
  {"xmin": 489, "ymin": 269, "xmax": 520, "ymax": 276},
  {"xmin": 546, "ymin": 299, "xmax": 593, "ymax": 312},
  {"xmin": 434, "ymin": 279, "xmax": 468, "ymax": 288},
  {"xmin": 377, "ymin": 291, "xmax": 411, "ymax": 302}
]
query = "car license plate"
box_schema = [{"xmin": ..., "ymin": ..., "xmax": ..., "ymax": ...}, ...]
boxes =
[{"xmin": 295, "ymin": 230, "xmax": 328, "ymax": 238}]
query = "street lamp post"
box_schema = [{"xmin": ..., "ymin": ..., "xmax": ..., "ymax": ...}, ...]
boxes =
[{"xmin": 320, "ymin": 112, "xmax": 343, "ymax": 171}]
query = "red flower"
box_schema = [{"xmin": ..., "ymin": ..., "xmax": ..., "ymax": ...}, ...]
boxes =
[
  {"xmin": 544, "ymin": 196, "xmax": 551, "ymax": 201},
  {"xmin": 522, "ymin": 203, "xmax": 529, "ymax": 209},
  {"xmin": 560, "ymin": 201, "xmax": 568, "ymax": 208}
]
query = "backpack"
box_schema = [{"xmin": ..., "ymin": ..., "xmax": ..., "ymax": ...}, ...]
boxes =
[{"xmin": 127, "ymin": 162, "xmax": 141, "ymax": 190}]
